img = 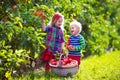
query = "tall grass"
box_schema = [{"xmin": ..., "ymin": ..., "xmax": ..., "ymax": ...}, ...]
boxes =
[{"xmin": 12, "ymin": 51, "xmax": 120, "ymax": 80}]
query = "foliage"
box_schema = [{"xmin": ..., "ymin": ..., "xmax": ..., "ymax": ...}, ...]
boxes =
[
  {"xmin": 0, "ymin": 0, "xmax": 120, "ymax": 79},
  {"xmin": 0, "ymin": 49, "xmax": 29, "ymax": 79}
]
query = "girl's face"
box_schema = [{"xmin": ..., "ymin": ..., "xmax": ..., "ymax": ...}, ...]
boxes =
[
  {"xmin": 55, "ymin": 17, "xmax": 63, "ymax": 28},
  {"xmin": 70, "ymin": 24, "xmax": 80, "ymax": 36}
]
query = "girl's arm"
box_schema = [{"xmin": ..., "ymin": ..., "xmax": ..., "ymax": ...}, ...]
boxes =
[
  {"xmin": 41, "ymin": 19, "xmax": 46, "ymax": 31},
  {"xmin": 61, "ymin": 42, "xmax": 65, "ymax": 53}
]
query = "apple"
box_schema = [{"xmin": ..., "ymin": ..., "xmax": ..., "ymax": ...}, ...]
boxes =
[
  {"xmin": 34, "ymin": 10, "xmax": 43, "ymax": 16},
  {"xmin": 12, "ymin": 5, "xmax": 17, "ymax": 9},
  {"xmin": 51, "ymin": 61, "xmax": 57, "ymax": 65},
  {"xmin": 34, "ymin": 10, "xmax": 46, "ymax": 19},
  {"xmin": 61, "ymin": 60, "xmax": 66, "ymax": 65},
  {"xmin": 63, "ymin": 58, "xmax": 70, "ymax": 63},
  {"xmin": 68, "ymin": 58, "xmax": 72, "ymax": 62},
  {"xmin": 50, "ymin": 59, "xmax": 56, "ymax": 63},
  {"xmin": 70, "ymin": 60, "xmax": 76, "ymax": 65},
  {"xmin": 49, "ymin": 59, "xmax": 59, "ymax": 66}
]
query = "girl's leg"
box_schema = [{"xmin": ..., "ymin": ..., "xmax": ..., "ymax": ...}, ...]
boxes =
[
  {"xmin": 41, "ymin": 49, "xmax": 55, "ymax": 72},
  {"xmin": 45, "ymin": 62, "xmax": 50, "ymax": 72},
  {"xmin": 45, "ymin": 54, "xmax": 55, "ymax": 72}
]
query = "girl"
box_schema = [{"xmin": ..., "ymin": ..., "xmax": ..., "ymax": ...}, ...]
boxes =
[
  {"xmin": 40, "ymin": 12, "xmax": 65, "ymax": 72},
  {"xmin": 66, "ymin": 21, "xmax": 85, "ymax": 68}
]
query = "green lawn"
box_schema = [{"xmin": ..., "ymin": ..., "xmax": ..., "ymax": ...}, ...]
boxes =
[
  {"xmin": 12, "ymin": 51, "xmax": 120, "ymax": 80},
  {"xmin": 75, "ymin": 51, "xmax": 120, "ymax": 80}
]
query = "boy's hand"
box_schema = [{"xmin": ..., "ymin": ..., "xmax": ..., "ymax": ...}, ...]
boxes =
[{"xmin": 67, "ymin": 45, "xmax": 74, "ymax": 51}]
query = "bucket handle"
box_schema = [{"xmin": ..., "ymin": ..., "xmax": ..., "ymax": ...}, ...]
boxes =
[{"xmin": 58, "ymin": 53, "xmax": 66, "ymax": 68}]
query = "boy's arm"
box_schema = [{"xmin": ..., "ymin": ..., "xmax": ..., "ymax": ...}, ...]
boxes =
[{"xmin": 74, "ymin": 36, "xmax": 85, "ymax": 51}]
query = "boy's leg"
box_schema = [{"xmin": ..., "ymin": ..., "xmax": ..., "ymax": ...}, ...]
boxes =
[{"xmin": 68, "ymin": 55, "xmax": 81, "ymax": 68}]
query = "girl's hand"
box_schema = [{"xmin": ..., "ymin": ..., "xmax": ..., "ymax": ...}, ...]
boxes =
[
  {"xmin": 61, "ymin": 49, "xmax": 65, "ymax": 54},
  {"xmin": 40, "ymin": 15, "xmax": 46, "ymax": 20}
]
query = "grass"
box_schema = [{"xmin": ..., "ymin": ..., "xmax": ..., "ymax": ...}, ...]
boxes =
[
  {"xmin": 75, "ymin": 51, "xmax": 120, "ymax": 80},
  {"xmin": 11, "ymin": 51, "xmax": 120, "ymax": 80}
]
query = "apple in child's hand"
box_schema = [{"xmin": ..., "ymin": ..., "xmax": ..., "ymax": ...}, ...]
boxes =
[
  {"xmin": 37, "ymin": 10, "xmax": 43, "ymax": 15},
  {"xmin": 34, "ymin": 10, "xmax": 46, "ymax": 19},
  {"xmin": 68, "ymin": 45, "xmax": 74, "ymax": 50},
  {"xmin": 34, "ymin": 11, "xmax": 37, "ymax": 16},
  {"xmin": 34, "ymin": 10, "xmax": 43, "ymax": 16}
]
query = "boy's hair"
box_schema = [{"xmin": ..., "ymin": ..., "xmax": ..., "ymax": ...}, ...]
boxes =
[
  {"xmin": 49, "ymin": 12, "xmax": 64, "ymax": 30},
  {"xmin": 70, "ymin": 21, "xmax": 82, "ymax": 33}
]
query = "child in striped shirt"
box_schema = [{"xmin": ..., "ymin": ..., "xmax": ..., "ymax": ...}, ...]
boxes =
[{"xmin": 66, "ymin": 21, "xmax": 85, "ymax": 68}]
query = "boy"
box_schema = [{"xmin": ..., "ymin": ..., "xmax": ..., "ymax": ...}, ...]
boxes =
[{"xmin": 66, "ymin": 21, "xmax": 85, "ymax": 68}]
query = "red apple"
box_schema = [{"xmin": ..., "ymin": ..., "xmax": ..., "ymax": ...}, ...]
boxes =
[
  {"xmin": 50, "ymin": 59, "xmax": 56, "ymax": 62},
  {"xmin": 68, "ymin": 58, "xmax": 73, "ymax": 63},
  {"xmin": 61, "ymin": 60, "xmax": 66, "ymax": 65},
  {"xmin": 37, "ymin": 10, "xmax": 43, "ymax": 15},
  {"xmin": 63, "ymin": 58, "xmax": 70, "ymax": 63},
  {"xmin": 34, "ymin": 10, "xmax": 46, "ymax": 19},
  {"xmin": 51, "ymin": 61, "xmax": 57, "ymax": 65},
  {"xmin": 12, "ymin": 5, "xmax": 17, "ymax": 9},
  {"xmin": 34, "ymin": 10, "xmax": 43, "ymax": 16}
]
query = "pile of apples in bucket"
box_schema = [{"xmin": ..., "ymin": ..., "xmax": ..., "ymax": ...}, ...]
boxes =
[{"xmin": 49, "ymin": 53, "xmax": 78, "ymax": 68}]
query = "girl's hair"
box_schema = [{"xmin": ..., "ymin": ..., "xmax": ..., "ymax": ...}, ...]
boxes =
[
  {"xmin": 70, "ymin": 21, "xmax": 82, "ymax": 33},
  {"xmin": 49, "ymin": 12, "xmax": 64, "ymax": 30}
]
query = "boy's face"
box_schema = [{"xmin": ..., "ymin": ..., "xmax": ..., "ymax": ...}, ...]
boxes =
[
  {"xmin": 70, "ymin": 24, "xmax": 80, "ymax": 36},
  {"xmin": 55, "ymin": 17, "xmax": 63, "ymax": 27}
]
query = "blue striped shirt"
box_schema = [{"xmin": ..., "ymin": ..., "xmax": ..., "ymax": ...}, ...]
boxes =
[{"xmin": 68, "ymin": 34, "xmax": 85, "ymax": 56}]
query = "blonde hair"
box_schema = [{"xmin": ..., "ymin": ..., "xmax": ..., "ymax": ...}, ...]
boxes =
[
  {"xmin": 48, "ymin": 12, "xmax": 64, "ymax": 30},
  {"xmin": 70, "ymin": 21, "xmax": 82, "ymax": 33}
]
